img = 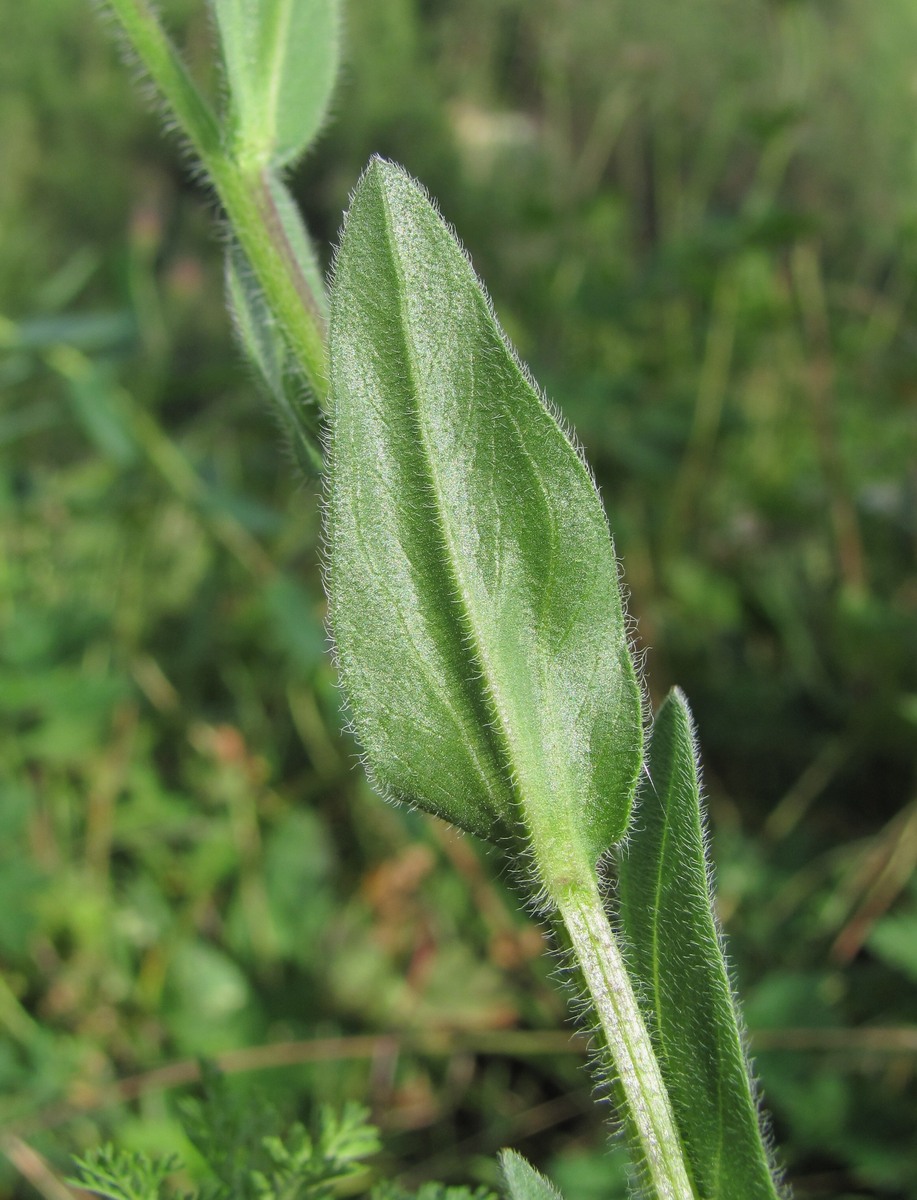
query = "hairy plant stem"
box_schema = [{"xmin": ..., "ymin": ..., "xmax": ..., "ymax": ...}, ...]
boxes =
[
  {"xmin": 105, "ymin": 0, "xmax": 328, "ymax": 402},
  {"xmin": 555, "ymin": 872, "xmax": 696, "ymax": 1200}
]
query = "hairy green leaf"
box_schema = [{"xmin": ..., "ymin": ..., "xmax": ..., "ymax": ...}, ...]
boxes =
[
  {"xmin": 617, "ymin": 689, "xmax": 784, "ymax": 1199},
  {"xmin": 499, "ymin": 1151, "xmax": 565, "ymax": 1200},
  {"xmin": 69, "ymin": 1145, "xmax": 179, "ymax": 1200},
  {"xmin": 212, "ymin": 0, "xmax": 340, "ymax": 169},
  {"xmin": 326, "ymin": 158, "xmax": 642, "ymax": 882}
]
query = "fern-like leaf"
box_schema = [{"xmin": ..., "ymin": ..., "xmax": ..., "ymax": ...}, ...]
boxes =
[{"xmin": 69, "ymin": 1146, "xmax": 182, "ymax": 1200}]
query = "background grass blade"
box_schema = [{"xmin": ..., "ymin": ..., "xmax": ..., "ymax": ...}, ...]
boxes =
[{"xmin": 617, "ymin": 689, "xmax": 785, "ymax": 1199}]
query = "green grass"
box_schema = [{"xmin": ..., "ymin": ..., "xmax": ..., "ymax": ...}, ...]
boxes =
[{"xmin": 1, "ymin": 0, "xmax": 916, "ymax": 1196}]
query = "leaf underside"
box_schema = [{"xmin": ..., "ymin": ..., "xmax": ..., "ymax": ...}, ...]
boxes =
[
  {"xmin": 617, "ymin": 689, "xmax": 784, "ymax": 1199},
  {"xmin": 327, "ymin": 158, "xmax": 642, "ymax": 869}
]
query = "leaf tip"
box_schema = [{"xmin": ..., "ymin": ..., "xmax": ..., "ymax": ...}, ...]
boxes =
[
  {"xmin": 499, "ymin": 1149, "xmax": 565, "ymax": 1200},
  {"xmin": 657, "ymin": 685, "xmax": 695, "ymax": 740}
]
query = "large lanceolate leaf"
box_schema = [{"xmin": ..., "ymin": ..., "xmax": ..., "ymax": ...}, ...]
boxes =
[
  {"xmin": 326, "ymin": 159, "xmax": 642, "ymax": 876},
  {"xmin": 212, "ymin": 0, "xmax": 340, "ymax": 168},
  {"xmin": 617, "ymin": 690, "xmax": 784, "ymax": 1200}
]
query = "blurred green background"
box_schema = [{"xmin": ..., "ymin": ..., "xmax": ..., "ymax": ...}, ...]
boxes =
[{"xmin": 2, "ymin": 0, "xmax": 916, "ymax": 1196}]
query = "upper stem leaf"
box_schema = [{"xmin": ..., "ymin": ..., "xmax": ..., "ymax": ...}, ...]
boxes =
[
  {"xmin": 617, "ymin": 689, "xmax": 786, "ymax": 1199},
  {"xmin": 212, "ymin": 0, "xmax": 340, "ymax": 169},
  {"xmin": 326, "ymin": 159, "xmax": 643, "ymax": 878}
]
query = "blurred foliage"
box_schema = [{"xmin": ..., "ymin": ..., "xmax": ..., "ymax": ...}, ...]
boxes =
[
  {"xmin": 70, "ymin": 1067, "xmax": 383, "ymax": 1200},
  {"xmin": 1, "ymin": 1, "xmax": 916, "ymax": 1198}
]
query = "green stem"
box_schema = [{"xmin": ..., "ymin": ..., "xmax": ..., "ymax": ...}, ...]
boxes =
[
  {"xmin": 555, "ymin": 872, "xmax": 696, "ymax": 1200},
  {"xmin": 105, "ymin": 0, "xmax": 328, "ymax": 403}
]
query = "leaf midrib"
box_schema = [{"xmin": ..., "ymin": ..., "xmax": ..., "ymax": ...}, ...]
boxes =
[{"xmin": 261, "ymin": 0, "xmax": 295, "ymax": 151}]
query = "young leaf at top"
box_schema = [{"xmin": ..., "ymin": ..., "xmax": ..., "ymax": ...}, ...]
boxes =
[
  {"xmin": 617, "ymin": 689, "xmax": 785, "ymax": 1199},
  {"xmin": 326, "ymin": 159, "xmax": 642, "ymax": 886},
  {"xmin": 212, "ymin": 0, "xmax": 340, "ymax": 169}
]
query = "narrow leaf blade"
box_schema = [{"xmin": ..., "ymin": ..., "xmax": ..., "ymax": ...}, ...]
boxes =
[
  {"xmin": 617, "ymin": 689, "xmax": 784, "ymax": 1199},
  {"xmin": 327, "ymin": 158, "xmax": 642, "ymax": 868}
]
